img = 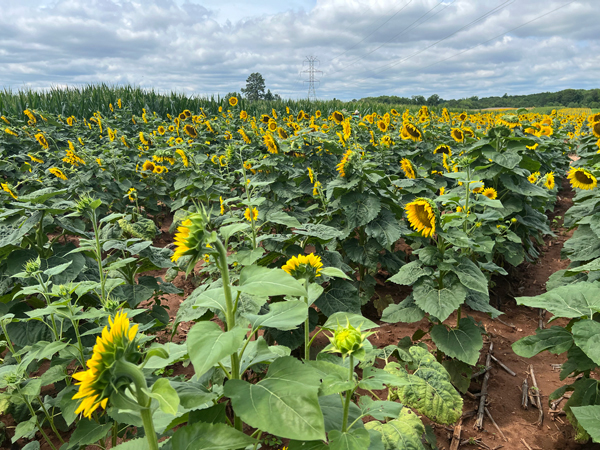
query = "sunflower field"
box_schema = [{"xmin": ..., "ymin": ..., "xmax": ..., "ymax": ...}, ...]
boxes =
[{"xmin": 0, "ymin": 93, "xmax": 599, "ymax": 449}]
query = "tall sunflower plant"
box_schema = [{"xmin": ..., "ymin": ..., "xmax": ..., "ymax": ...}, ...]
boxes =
[{"xmin": 381, "ymin": 160, "xmax": 512, "ymax": 389}]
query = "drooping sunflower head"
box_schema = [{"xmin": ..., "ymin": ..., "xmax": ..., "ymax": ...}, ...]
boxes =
[
  {"xmin": 183, "ymin": 110, "xmax": 192, "ymax": 118},
  {"xmin": 1, "ymin": 183, "xmax": 17, "ymax": 200},
  {"xmin": 277, "ymin": 127, "xmax": 288, "ymax": 139},
  {"xmin": 240, "ymin": 110, "xmax": 248, "ymax": 120},
  {"xmin": 433, "ymin": 144, "xmax": 452, "ymax": 155},
  {"xmin": 450, "ymin": 128, "xmax": 464, "ymax": 143},
  {"xmin": 568, "ymin": 167, "xmax": 597, "ymax": 190},
  {"xmin": 544, "ymin": 172, "xmax": 555, "ymax": 190},
  {"xmin": 400, "ymin": 158, "xmax": 416, "ymax": 179},
  {"xmin": 261, "ymin": 114, "xmax": 271, "ymax": 124},
  {"xmin": 336, "ymin": 149, "xmax": 355, "ymax": 177},
  {"xmin": 263, "ymin": 134, "xmax": 278, "ymax": 154},
  {"xmin": 72, "ymin": 311, "xmax": 140, "ymax": 418},
  {"xmin": 141, "ymin": 160, "xmax": 155, "ymax": 173},
  {"xmin": 35, "ymin": 133, "xmax": 49, "ymax": 149},
  {"xmin": 482, "ymin": 187, "xmax": 498, "ymax": 200},
  {"xmin": 405, "ymin": 198, "xmax": 437, "ymax": 238},
  {"xmin": 184, "ymin": 124, "xmax": 198, "ymax": 138},
  {"xmin": 332, "ymin": 111, "xmax": 344, "ymax": 124},
  {"xmin": 402, "ymin": 123, "xmax": 422, "ymax": 141},
  {"xmin": 462, "ymin": 127, "xmax": 475, "ymax": 138},
  {"xmin": 171, "ymin": 213, "xmax": 210, "ymax": 272},
  {"xmin": 281, "ymin": 253, "xmax": 323, "ymax": 282},
  {"xmin": 592, "ymin": 121, "xmax": 600, "ymax": 138}
]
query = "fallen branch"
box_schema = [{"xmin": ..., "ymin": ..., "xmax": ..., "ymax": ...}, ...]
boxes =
[
  {"xmin": 521, "ymin": 438, "xmax": 533, "ymax": 450},
  {"xmin": 538, "ymin": 309, "xmax": 545, "ymax": 329},
  {"xmin": 529, "ymin": 364, "xmax": 544, "ymax": 427},
  {"xmin": 471, "ymin": 365, "xmax": 492, "ymax": 379},
  {"xmin": 491, "ymin": 355, "xmax": 516, "ymax": 377},
  {"xmin": 495, "ymin": 318, "xmax": 517, "ymax": 329},
  {"xmin": 485, "ymin": 407, "xmax": 508, "ymax": 442},
  {"xmin": 449, "ymin": 417, "xmax": 462, "ymax": 450},
  {"xmin": 521, "ymin": 378, "xmax": 529, "ymax": 410},
  {"xmin": 475, "ymin": 342, "xmax": 493, "ymax": 430}
]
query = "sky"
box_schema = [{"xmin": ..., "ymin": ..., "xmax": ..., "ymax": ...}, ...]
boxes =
[{"xmin": 0, "ymin": 0, "xmax": 598, "ymax": 101}]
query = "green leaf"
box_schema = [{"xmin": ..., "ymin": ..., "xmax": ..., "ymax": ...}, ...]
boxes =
[
  {"xmin": 243, "ymin": 300, "xmax": 307, "ymax": 331},
  {"xmin": 148, "ymin": 378, "xmax": 180, "ymax": 415},
  {"xmin": 572, "ymin": 320, "xmax": 600, "ymax": 366},
  {"xmin": 329, "ymin": 429, "xmax": 371, "ymax": 450},
  {"xmin": 452, "ymin": 258, "xmax": 488, "ymax": 294},
  {"xmin": 266, "ymin": 210, "xmax": 302, "ymax": 228},
  {"xmin": 322, "ymin": 312, "xmax": 379, "ymax": 331},
  {"xmin": 67, "ymin": 418, "xmax": 112, "ymax": 449},
  {"xmin": 512, "ymin": 326, "xmax": 573, "ymax": 358},
  {"xmin": 364, "ymin": 409, "xmax": 426, "ymax": 450},
  {"xmin": 315, "ymin": 279, "xmax": 361, "ymax": 316},
  {"xmin": 570, "ymin": 405, "xmax": 600, "ymax": 443},
  {"xmin": 238, "ymin": 266, "xmax": 307, "ymax": 297},
  {"xmin": 365, "ymin": 209, "xmax": 404, "ymax": 248},
  {"xmin": 293, "ymin": 224, "xmax": 347, "ymax": 241},
  {"xmin": 224, "ymin": 356, "xmax": 326, "ymax": 441},
  {"xmin": 145, "ymin": 342, "xmax": 187, "ymax": 370},
  {"xmin": 187, "ymin": 321, "xmax": 247, "ymax": 378},
  {"xmin": 381, "ymin": 296, "xmax": 425, "ymax": 324},
  {"xmin": 111, "ymin": 439, "xmax": 150, "ymax": 450},
  {"xmin": 320, "ymin": 394, "xmax": 363, "ymax": 433},
  {"xmin": 465, "ymin": 290, "xmax": 502, "ymax": 318},
  {"xmin": 320, "ymin": 267, "xmax": 351, "ymax": 280},
  {"xmin": 515, "ymin": 283, "xmax": 600, "ymax": 320},
  {"xmin": 386, "ymin": 347, "xmax": 463, "ymax": 424},
  {"xmin": 482, "ymin": 149, "xmax": 522, "ymax": 169},
  {"xmin": 43, "ymin": 260, "xmax": 73, "ymax": 277},
  {"xmin": 220, "ymin": 223, "xmax": 250, "ymax": 242},
  {"xmin": 413, "ymin": 275, "xmax": 467, "ymax": 322},
  {"xmin": 163, "ymin": 422, "xmax": 256, "ymax": 450},
  {"xmin": 192, "ymin": 288, "xmax": 227, "ymax": 313},
  {"xmin": 358, "ymin": 397, "xmax": 403, "ymax": 421},
  {"xmin": 442, "ymin": 359, "xmax": 472, "ymax": 394},
  {"xmin": 430, "ymin": 318, "xmax": 483, "ymax": 366},
  {"xmin": 562, "ymin": 226, "xmax": 600, "ymax": 262},
  {"xmin": 13, "ymin": 416, "xmax": 37, "ymax": 443},
  {"xmin": 341, "ymin": 192, "xmax": 381, "ymax": 230},
  {"xmin": 388, "ymin": 261, "xmax": 433, "ymax": 286}
]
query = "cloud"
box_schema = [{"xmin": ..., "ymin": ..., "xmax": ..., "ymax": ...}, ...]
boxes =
[{"xmin": 0, "ymin": 0, "xmax": 598, "ymax": 101}]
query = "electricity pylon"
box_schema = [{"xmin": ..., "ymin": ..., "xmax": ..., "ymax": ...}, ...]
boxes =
[{"xmin": 302, "ymin": 56, "xmax": 322, "ymax": 101}]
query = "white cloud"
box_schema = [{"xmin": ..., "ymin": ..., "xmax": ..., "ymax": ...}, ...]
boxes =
[{"xmin": 0, "ymin": 0, "xmax": 598, "ymax": 100}]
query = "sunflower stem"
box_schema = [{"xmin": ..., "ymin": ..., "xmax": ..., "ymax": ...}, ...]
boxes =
[
  {"xmin": 341, "ymin": 354, "xmax": 354, "ymax": 433},
  {"xmin": 304, "ymin": 277, "xmax": 311, "ymax": 361},
  {"xmin": 17, "ymin": 386, "xmax": 58, "ymax": 450},
  {"xmin": 140, "ymin": 407, "xmax": 159, "ymax": 450}
]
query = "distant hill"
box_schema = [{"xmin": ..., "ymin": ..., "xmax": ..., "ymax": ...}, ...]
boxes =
[{"xmin": 358, "ymin": 88, "xmax": 600, "ymax": 110}]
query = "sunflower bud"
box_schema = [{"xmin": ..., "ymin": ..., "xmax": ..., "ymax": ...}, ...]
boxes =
[
  {"xmin": 24, "ymin": 257, "xmax": 41, "ymax": 275},
  {"xmin": 325, "ymin": 322, "xmax": 375, "ymax": 360}
]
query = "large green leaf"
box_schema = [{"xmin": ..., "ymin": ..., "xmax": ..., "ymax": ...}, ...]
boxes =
[
  {"xmin": 341, "ymin": 192, "xmax": 381, "ymax": 230},
  {"xmin": 187, "ymin": 321, "xmax": 247, "ymax": 378},
  {"xmin": 512, "ymin": 326, "xmax": 573, "ymax": 358},
  {"xmin": 322, "ymin": 312, "xmax": 379, "ymax": 331},
  {"xmin": 572, "ymin": 320, "xmax": 600, "ymax": 366},
  {"xmin": 319, "ymin": 394, "xmax": 363, "ymax": 433},
  {"xmin": 243, "ymin": 300, "xmax": 307, "ymax": 331},
  {"xmin": 224, "ymin": 356, "xmax": 326, "ymax": 441},
  {"xmin": 238, "ymin": 266, "xmax": 306, "ymax": 297},
  {"xmin": 162, "ymin": 422, "xmax": 256, "ymax": 450},
  {"xmin": 148, "ymin": 378, "xmax": 179, "ymax": 415},
  {"xmin": 452, "ymin": 258, "xmax": 488, "ymax": 294},
  {"xmin": 413, "ymin": 275, "xmax": 467, "ymax": 322},
  {"xmin": 515, "ymin": 283, "xmax": 600, "ymax": 320},
  {"xmin": 365, "ymin": 209, "xmax": 404, "ymax": 248},
  {"xmin": 482, "ymin": 149, "xmax": 522, "ymax": 169},
  {"xmin": 388, "ymin": 261, "xmax": 433, "ymax": 286},
  {"xmin": 386, "ymin": 346, "xmax": 463, "ymax": 425},
  {"xmin": 570, "ymin": 405, "xmax": 600, "ymax": 443},
  {"xmin": 381, "ymin": 296, "xmax": 425, "ymax": 324},
  {"xmin": 364, "ymin": 409, "xmax": 426, "ymax": 450},
  {"xmin": 315, "ymin": 279, "xmax": 361, "ymax": 316},
  {"xmin": 430, "ymin": 317, "xmax": 483, "ymax": 365},
  {"xmin": 67, "ymin": 418, "xmax": 112, "ymax": 449},
  {"xmin": 329, "ymin": 429, "xmax": 371, "ymax": 450}
]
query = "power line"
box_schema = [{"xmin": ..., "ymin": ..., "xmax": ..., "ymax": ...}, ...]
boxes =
[
  {"xmin": 330, "ymin": 0, "xmax": 516, "ymax": 93},
  {"xmin": 328, "ymin": 0, "xmax": 413, "ymax": 63},
  {"xmin": 325, "ymin": 0, "xmax": 452, "ymax": 78},
  {"xmin": 301, "ymin": 56, "xmax": 322, "ymax": 100}
]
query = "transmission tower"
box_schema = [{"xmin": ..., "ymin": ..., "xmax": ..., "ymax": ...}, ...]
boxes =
[{"xmin": 301, "ymin": 56, "xmax": 322, "ymax": 101}]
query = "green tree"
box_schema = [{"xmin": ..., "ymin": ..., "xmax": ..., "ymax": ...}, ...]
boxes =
[{"xmin": 241, "ymin": 73, "xmax": 266, "ymax": 101}]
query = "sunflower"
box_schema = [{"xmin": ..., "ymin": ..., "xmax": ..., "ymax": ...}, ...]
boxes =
[
  {"xmin": 450, "ymin": 128, "xmax": 464, "ymax": 143},
  {"xmin": 239, "ymin": 128, "xmax": 251, "ymax": 143},
  {"xmin": 171, "ymin": 215, "xmax": 207, "ymax": 265},
  {"xmin": 175, "ymin": 149, "xmax": 189, "ymax": 167},
  {"xmin": 315, "ymin": 110, "xmax": 322, "ymax": 118},
  {"xmin": 458, "ymin": 112, "xmax": 467, "ymax": 121},
  {"xmin": 482, "ymin": 187, "xmax": 498, "ymax": 200},
  {"xmin": 244, "ymin": 207, "xmax": 258, "ymax": 222},
  {"xmin": 462, "ymin": 127, "xmax": 475, "ymax": 138},
  {"xmin": 567, "ymin": 167, "xmax": 597, "ymax": 190},
  {"xmin": 400, "ymin": 158, "xmax": 416, "ymax": 179},
  {"xmin": 297, "ymin": 111, "xmax": 305, "ymax": 121},
  {"xmin": 184, "ymin": 124, "xmax": 198, "ymax": 138},
  {"xmin": 313, "ymin": 181, "xmax": 322, "ymax": 197},
  {"xmin": 28, "ymin": 154, "xmax": 44, "ymax": 164},
  {"xmin": 178, "ymin": 112, "xmax": 186, "ymax": 121},
  {"xmin": 592, "ymin": 121, "xmax": 600, "ymax": 138},
  {"xmin": 35, "ymin": 133, "xmax": 49, "ymax": 149},
  {"xmin": 336, "ymin": 149, "xmax": 353, "ymax": 177},
  {"xmin": 402, "ymin": 123, "xmax": 422, "ymax": 141},
  {"xmin": 183, "ymin": 110, "xmax": 191, "ymax": 118},
  {"xmin": 240, "ymin": 110, "xmax": 248, "ymax": 120},
  {"xmin": 281, "ymin": 253, "xmax": 323, "ymax": 281},
  {"xmin": 153, "ymin": 165, "xmax": 166, "ymax": 174},
  {"xmin": 377, "ymin": 120, "xmax": 388, "ymax": 132},
  {"xmin": 405, "ymin": 199, "xmax": 436, "ymax": 238},
  {"xmin": 157, "ymin": 126, "xmax": 166, "ymax": 135},
  {"xmin": 4, "ymin": 128, "xmax": 17, "ymax": 137},
  {"xmin": 1, "ymin": 183, "xmax": 17, "ymax": 200},
  {"xmin": 127, "ymin": 187, "xmax": 136, "ymax": 202},
  {"xmin": 261, "ymin": 114, "xmax": 271, "ymax": 124},
  {"xmin": 220, "ymin": 196, "xmax": 225, "ymax": 215},
  {"xmin": 528, "ymin": 172, "xmax": 540, "ymax": 184},
  {"xmin": 308, "ymin": 167, "xmax": 314, "ymax": 183},
  {"xmin": 544, "ymin": 172, "xmax": 555, "ymax": 190},
  {"xmin": 141, "ymin": 160, "xmax": 155, "ymax": 173},
  {"xmin": 277, "ymin": 127, "xmax": 288, "ymax": 139},
  {"xmin": 433, "ymin": 144, "xmax": 451, "ymax": 155},
  {"xmin": 72, "ymin": 311, "xmax": 139, "ymax": 418},
  {"xmin": 263, "ymin": 134, "xmax": 278, "ymax": 154},
  {"xmin": 332, "ymin": 111, "xmax": 344, "ymax": 124},
  {"xmin": 49, "ymin": 168, "xmax": 67, "ymax": 180},
  {"xmin": 229, "ymin": 96, "xmax": 238, "ymax": 107},
  {"xmin": 267, "ymin": 120, "xmax": 278, "ymax": 132}
]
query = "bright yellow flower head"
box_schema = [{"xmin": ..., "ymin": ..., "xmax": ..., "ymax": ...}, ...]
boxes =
[
  {"xmin": 568, "ymin": 167, "xmax": 597, "ymax": 190},
  {"xmin": 544, "ymin": 172, "xmax": 555, "ymax": 190},
  {"xmin": 281, "ymin": 253, "xmax": 323, "ymax": 281},
  {"xmin": 405, "ymin": 198, "xmax": 437, "ymax": 238},
  {"xmin": 1, "ymin": 183, "xmax": 17, "ymax": 200},
  {"xmin": 72, "ymin": 311, "xmax": 139, "ymax": 418},
  {"xmin": 244, "ymin": 207, "xmax": 258, "ymax": 222},
  {"xmin": 49, "ymin": 167, "xmax": 67, "ymax": 181},
  {"xmin": 400, "ymin": 158, "xmax": 416, "ymax": 179},
  {"xmin": 482, "ymin": 187, "xmax": 498, "ymax": 200}
]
